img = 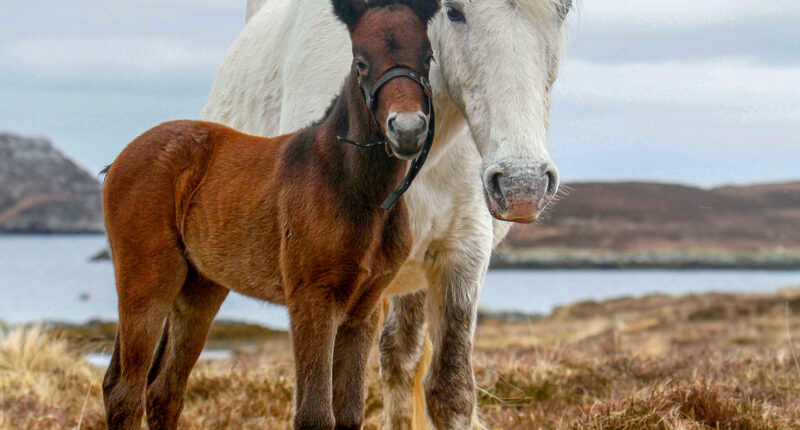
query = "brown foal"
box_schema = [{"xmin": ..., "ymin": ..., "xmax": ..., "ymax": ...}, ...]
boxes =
[{"xmin": 100, "ymin": 0, "xmax": 439, "ymax": 428}]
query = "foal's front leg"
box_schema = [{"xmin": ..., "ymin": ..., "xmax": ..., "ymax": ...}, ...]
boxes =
[
  {"xmin": 331, "ymin": 306, "xmax": 381, "ymax": 429},
  {"xmin": 289, "ymin": 300, "xmax": 337, "ymax": 430}
]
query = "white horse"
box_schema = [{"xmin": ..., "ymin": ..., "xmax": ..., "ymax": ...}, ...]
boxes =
[{"xmin": 202, "ymin": 0, "xmax": 570, "ymax": 428}]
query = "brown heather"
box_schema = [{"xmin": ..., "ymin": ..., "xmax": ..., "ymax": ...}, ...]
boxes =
[{"xmin": 2, "ymin": 288, "xmax": 800, "ymax": 429}]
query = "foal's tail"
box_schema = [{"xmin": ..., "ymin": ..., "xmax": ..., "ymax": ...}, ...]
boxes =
[
  {"xmin": 411, "ymin": 334, "xmax": 433, "ymax": 430},
  {"xmin": 99, "ymin": 164, "xmax": 112, "ymax": 180}
]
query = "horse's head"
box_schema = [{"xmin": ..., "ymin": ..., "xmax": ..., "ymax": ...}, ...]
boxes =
[
  {"xmin": 432, "ymin": 0, "xmax": 571, "ymax": 223},
  {"xmin": 333, "ymin": 0, "xmax": 440, "ymax": 159}
]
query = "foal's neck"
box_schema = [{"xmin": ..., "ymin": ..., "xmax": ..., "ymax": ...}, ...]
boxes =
[{"xmin": 318, "ymin": 68, "xmax": 405, "ymax": 202}]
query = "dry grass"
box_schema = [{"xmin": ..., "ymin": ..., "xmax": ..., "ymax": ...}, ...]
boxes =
[
  {"xmin": 2, "ymin": 289, "xmax": 800, "ymax": 429},
  {"xmin": 0, "ymin": 325, "xmax": 97, "ymax": 429}
]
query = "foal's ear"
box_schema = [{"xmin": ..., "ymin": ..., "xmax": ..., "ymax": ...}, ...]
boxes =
[
  {"xmin": 398, "ymin": 0, "xmax": 441, "ymax": 24},
  {"xmin": 332, "ymin": 0, "xmax": 368, "ymax": 32}
]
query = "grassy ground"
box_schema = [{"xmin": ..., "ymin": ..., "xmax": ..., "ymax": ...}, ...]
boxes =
[{"xmin": 2, "ymin": 289, "xmax": 800, "ymax": 429}]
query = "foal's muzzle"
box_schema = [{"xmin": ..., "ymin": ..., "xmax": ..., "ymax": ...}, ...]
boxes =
[
  {"xmin": 386, "ymin": 110, "xmax": 429, "ymax": 160},
  {"xmin": 345, "ymin": 65, "xmax": 435, "ymax": 211}
]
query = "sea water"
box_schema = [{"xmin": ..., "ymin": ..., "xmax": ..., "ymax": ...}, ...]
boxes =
[{"xmin": 2, "ymin": 235, "xmax": 800, "ymax": 330}]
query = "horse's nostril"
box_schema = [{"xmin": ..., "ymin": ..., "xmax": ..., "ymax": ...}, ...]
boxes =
[
  {"xmin": 387, "ymin": 117, "xmax": 396, "ymax": 133},
  {"xmin": 545, "ymin": 169, "xmax": 558, "ymax": 197},
  {"xmin": 490, "ymin": 172, "xmax": 503, "ymax": 196}
]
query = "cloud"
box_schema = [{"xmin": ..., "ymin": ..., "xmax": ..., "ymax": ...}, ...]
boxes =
[
  {"xmin": 5, "ymin": 36, "xmax": 224, "ymax": 76},
  {"xmin": 0, "ymin": 1, "xmax": 242, "ymax": 93},
  {"xmin": 567, "ymin": 0, "xmax": 800, "ymax": 65},
  {"xmin": 568, "ymin": 16, "xmax": 800, "ymax": 66},
  {"xmin": 556, "ymin": 59, "xmax": 800, "ymax": 110},
  {"xmin": 0, "ymin": 0, "xmax": 797, "ymax": 186},
  {"xmin": 577, "ymin": 0, "xmax": 800, "ymax": 26}
]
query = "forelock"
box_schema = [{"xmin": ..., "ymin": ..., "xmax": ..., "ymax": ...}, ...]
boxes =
[{"xmin": 366, "ymin": 0, "xmax": 440, "ymax": 24}]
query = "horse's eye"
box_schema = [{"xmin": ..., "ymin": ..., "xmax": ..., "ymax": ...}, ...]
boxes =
[
  {"xmin": 424, "ymin": 55, "xmax": 434, "ymax": 68},
  {"xmin": 446, "ymin": 7, "xmax": 465, "ymax": 23},
  {"xmin": 355, "ymin": 60, "xmax": 368, "ymax": 74}
]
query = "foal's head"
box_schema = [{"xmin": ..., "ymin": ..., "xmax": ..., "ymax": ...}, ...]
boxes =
[{"xmin": 333, "ymin": 0, "xmax": 439, "ymax": 159}]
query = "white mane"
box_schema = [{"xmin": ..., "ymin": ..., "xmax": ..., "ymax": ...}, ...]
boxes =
[
  {"xmin": 513, "ymin": 0, "xmax": 569, "ymax": 54},
  {"xmin": 246, "ymin": 0, "xmax": 268, "ymax": 22}
]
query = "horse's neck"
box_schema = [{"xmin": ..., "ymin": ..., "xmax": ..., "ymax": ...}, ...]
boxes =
[
  {"xmin": 316, "ymin": 73, "xmax": 405, "ymax": 200},
  {"xmin": 428, "ymin": 62, "xmax": 471, "ymax": 162}
]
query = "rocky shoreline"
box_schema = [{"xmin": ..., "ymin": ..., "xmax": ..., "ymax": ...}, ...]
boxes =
[
  {"xmin": 491, "ymin": 249, "xmax": 800, "ymax": 270},
  {"xmin": 11, "ymin": 309, "xmax": 539, "ymax": 355},
  {"xmin": 85, "ymin": 245, "xmax": 800, "ymax": 270}
]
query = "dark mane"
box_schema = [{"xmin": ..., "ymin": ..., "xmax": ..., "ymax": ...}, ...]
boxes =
[
  {"xmin": 307, "ymin": 77, "xmax": 349, "ymax": 128},
  {"xmin": 333, "ymin": 0, "xmax": 440, "ymax": 31},
  {"xmin": 369, "ymin": 0, "xmax": 440, "ymax": 24}
]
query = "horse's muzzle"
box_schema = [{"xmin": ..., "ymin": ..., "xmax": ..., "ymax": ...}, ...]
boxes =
[
  {"xmin": 386, "ymin": 111, "xmax": 428, "ymax": 159},
  {"xmin": 482, "ymin": 161, "xmax": 559, "ymax": 223}
]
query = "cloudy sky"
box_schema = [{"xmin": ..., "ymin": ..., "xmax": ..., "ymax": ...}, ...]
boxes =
[{"xmin": 1, "ymin": 0, "xmax": 798, "ymax": 187}]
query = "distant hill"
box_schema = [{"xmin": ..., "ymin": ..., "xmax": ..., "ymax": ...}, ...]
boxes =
[
  {"xmin": 1, "ymin": 133, "xmax": 797, "ymax": 255},
  {"xmin": 0, "ymin": 133, "xmax": 103, "ymax": 233},
  {"xmin": 503, "ymin": 181, "xmax": 800, "ymax": 253}
]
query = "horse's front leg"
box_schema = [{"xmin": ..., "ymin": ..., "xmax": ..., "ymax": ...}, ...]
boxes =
[
  {"xmin": 423, "ymin": 236, "xmax": 491, "ymax": 430},
  {"xmin": 289, "ymin": 298, "xmax": 337, "ymax": 430}
]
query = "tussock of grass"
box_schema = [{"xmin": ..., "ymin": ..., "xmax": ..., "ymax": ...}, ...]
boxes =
[
  {"xmin": 577, "ymin": 382, "xmax": 784, "ymax": 429},
  {"xmin": 3, "ymin": 290, "xmax": 800, "ymax": 429},
  {"xmin": 0, "ymin": 326, "xmax": 101, "ymax": 430}
]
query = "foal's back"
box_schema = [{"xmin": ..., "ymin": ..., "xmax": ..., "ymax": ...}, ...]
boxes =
[
  {"xmin": 104, "ymin": 118, "xmax": 407, "ymax": 306},
  {"xmin": 104, "ymin": 120, "xmax": 289, "ymax": 300}
]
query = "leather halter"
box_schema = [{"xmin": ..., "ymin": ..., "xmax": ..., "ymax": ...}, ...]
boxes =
[{"xmin": 337, "ymin": 65, "xmax": 435, "ymax": 211}]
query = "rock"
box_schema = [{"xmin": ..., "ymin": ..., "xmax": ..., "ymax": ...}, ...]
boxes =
[
  {"xmin": 0, "ymin": 132, "xmax": 103, "ymax": 233},
  {"xmin": 89, "ymin": 248, "xmax": 111, "ymax": 261}
]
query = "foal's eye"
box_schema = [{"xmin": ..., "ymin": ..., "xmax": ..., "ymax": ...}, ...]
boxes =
[
  {"xmin": 446, "ymin": 6, "xmax": 465, "ymax": 23},
  {"xmin": 355, "ymin": 60, "xmax": 368, "ymax": 74},
  {"xmin": 424, "ymin": 55, "xmax": 434, "ymax": 69}
]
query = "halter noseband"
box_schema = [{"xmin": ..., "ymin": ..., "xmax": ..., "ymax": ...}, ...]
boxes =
[{"xmin": 337, "ymin": 66, "xmax": 435, "ymax": 211}]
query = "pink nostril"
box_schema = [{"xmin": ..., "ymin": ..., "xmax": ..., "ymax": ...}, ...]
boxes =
[{"xmin": 504, "ymin": 199, "xmax": 539, "ymax": 221}]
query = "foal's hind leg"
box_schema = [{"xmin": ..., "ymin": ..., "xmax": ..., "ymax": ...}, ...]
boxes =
[
  {"xmin": 102, "ymin": 246, "xmax": 188, "ymax": 430},
  {"xmin": 145, "ymin": 272, "xmax": 229, "ymax": 429},
  {"xmin": 332, "ymin": 306, "xmax": 381, "ymax": 429}
]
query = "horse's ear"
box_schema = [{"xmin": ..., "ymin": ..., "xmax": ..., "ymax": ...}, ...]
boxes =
[
  {"xmin": 400, "ymin": 0, "xmax": 441, "ymax": 24},
  {"xmin": 332, "ymin": 0, "xmax": 367, "ymax": 31}
]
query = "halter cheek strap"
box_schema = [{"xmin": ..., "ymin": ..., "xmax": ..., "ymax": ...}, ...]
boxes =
[{"xmin": 337, "ymin": 66, "xmax": 436, "ymax": 211}]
